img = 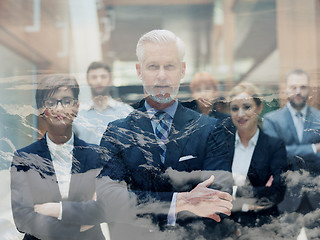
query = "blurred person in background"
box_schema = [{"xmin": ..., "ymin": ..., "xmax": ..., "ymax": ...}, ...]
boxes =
[
  {"xmin": 182, "ymin": 71, "xmax": 229, "ymax": 121},
  {"xmin": 73, "ymin": 62, "xmax": 133, "ymax": 145},
  {"xmin": 263, "ymin": 69, "xmax": 320, "ymax": 238},
  {"xmin": 10, "ymin": 75, "xmax": 105, "ymax": 240},
  {"xmin": 210, "ymin": 82, "xmax": 287, "ymax": 237},
  {"xmin": 263, "ymin": 69, "xmax": 320, "ymax": 214}
]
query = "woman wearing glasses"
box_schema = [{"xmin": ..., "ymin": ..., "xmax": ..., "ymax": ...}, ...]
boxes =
[{"xmin": 10, "ymin": 75, "xmax": 105, "ymax": 240}]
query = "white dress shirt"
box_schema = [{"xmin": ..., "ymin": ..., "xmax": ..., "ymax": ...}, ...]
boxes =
[
  {"xmin": 46, "ymin": 134, "xmax": 74, "ymax": 220},
  {"xmin": 46, "ymin": 134, "xmax": 74, "ymax": 199},
  {"xmin": 232, "ymin": 129, "xmax": 260, "ymax": 187},
  {"xmin": 232, "ymin": 129, "xmax": 260, "ymax": 212}
]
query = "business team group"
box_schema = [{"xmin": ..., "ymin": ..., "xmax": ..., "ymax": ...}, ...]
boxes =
[{"xmin": 10, "ymin": 30, "xmax": 320, "ymax": 240}]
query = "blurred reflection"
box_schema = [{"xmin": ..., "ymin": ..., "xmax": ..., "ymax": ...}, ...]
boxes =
[
  {"xmin": 263, "ymin": 69, "xmax": 320, "ymax": 237},
  {"xmin": 73, "ymin": 62, "xmax": 133, "ymax": 145},
  {"xmin": 182, "ymin": 72, "xmax": 229, "ymax": 121}
]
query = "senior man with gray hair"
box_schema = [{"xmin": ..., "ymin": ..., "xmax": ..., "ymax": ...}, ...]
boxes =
[{"xmin": 96, "ymin": 29, "xmax": 233, "ymax": 240}]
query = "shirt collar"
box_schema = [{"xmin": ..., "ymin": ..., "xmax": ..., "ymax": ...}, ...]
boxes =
[
  {"xmin": 287, "ymin": 102, "xmax": 308, "ymax": 118},
  {"xmin": 144, "ymin": 99, "xmax": 178, "ymax": 120},
  {"xmin": 235, "ymin": 128, "xmax": 260, "ymax": 148},
  {"xmin": 46, "ymin": 133, "xmax": 74, "ymax": 155}
]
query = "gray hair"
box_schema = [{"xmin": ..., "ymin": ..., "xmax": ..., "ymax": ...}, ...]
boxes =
[
  {"xmin": 136, "ymin": 29, "xmax": 185, "ymax": 63},
  {"xmin": 285, "ymin": 69, "xmax": 310, "ymax": 82}
]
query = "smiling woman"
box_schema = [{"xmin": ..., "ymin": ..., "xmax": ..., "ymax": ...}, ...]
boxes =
[
  {"xmin": 229, "ymin": 83, "xmax": 263, "ymax": 144},
  {"xmin": 209, "ymin": 82, "xmax": 288, "ymax": 237}
]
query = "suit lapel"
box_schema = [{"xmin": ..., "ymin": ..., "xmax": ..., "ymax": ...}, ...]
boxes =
[
  {"xmin": 130, "ymin": 107, "xmax": 163, "ymax": 167},
  {"xmin": 247, "ymin": 130, "xmax": 268, "ymax": 184},
  {"xmin": 302, "ymin": 106, "xmax": 313, "ymax": 143},
  {"xmin": 225, "ymin": 119, "xmax": 236, "ymax": 168},
  {"xmin": 35, "ymin": 135, "xmax": 62, "ymax": 200},
  {"xmin": 68, "ymin": 135, "xmax": 87, "ymax": 200},
  {"xmin": 165, "ymin": 104, "xmax": 197, "ymax": 169}
]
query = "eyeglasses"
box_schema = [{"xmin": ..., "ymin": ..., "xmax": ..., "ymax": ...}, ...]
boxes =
[{"xmin": 44, "ymin": 97, "xmax": 77, "ymax": 109}]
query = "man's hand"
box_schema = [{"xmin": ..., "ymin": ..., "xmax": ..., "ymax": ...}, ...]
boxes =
[
  {"xmin": 34, "ymin": 202, "xmax": 60, "ymax": 218},
  {"xmin": 176, "ymin": 175, "xmax": 233, "ymax": 222}
]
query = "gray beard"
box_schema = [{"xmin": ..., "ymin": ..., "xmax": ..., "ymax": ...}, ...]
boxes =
[{"xmin": 148, "ymin": 94, "xmax": 174, "ymax": 104}]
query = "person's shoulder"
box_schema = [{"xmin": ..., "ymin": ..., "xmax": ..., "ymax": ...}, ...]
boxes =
[
  {"xmin": 180, "ymin": 100, "xmax": 198, "ymax": 111},
  {"xmin": 73, "ymin": 135, "xmax": 103, "ymax": 168},
  {"xmin": 180, "ymin": 104, "xmax": 217, "ymax": 126},
  {"xmin": 111, "ymin": 98, "xmax": 133, "ymax": 110},
  {"xmin": 260, "ymin": 129, "xmax": 285, "ymax": 147},
  {"xmin": 13, "ymin": 139, "xmax": 46, "ymax": 168},
  {"xmin": 263, "ymin": 106, "xmax": 287, "ymax": 120},
  {"xmin": 308, "ymin": 105, "xmax": 320, "ymax": 117},
  {"xmin": 74, "ymin": 135, "xmax": 97, "ymax": 148},
  {"xmin": 75, "ymin": 107, "xmax": 92, "ymax": 121},
  {"xmin": 107, "ymin": 108, "xmax": 140, "ymax": 129},
  {"xmin": 16, "ymin": 138, "xmax": 44, "ymax": 155},
  {"xmin": 211, "ymin": 110, "xmax": 230, "ymax": 121}
]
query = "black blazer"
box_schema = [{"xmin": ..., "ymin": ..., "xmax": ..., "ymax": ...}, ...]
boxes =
[
  {"xmin": 181, "ymin": 99, "xmax": 230, "ymax": 121},
  {"xmin": 97, "ymin": 102, "xmax": 233, "ymax": 240},
  {"xmin": 10, "ymin": 134, "xmax": 105, "ymax": 240},
  {"xmin": 211, "ymin": 120, "xmax": 288, "ymax": 227}
]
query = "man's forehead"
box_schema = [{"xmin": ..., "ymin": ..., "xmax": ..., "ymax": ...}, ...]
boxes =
[
  {"xmin": 88, "ymin": 68, "xmax": 109, "ymax": 75},
  {"xmin": 144, "ymin": 42, "xmax": 178, "ymax": 53},
  {"xmin": 143, "ymin": 44, "xmax": 179, "ymax": 62},
  {"xmin": 287, "ymin": 74, "xmax": 309, "ymax": 86}
]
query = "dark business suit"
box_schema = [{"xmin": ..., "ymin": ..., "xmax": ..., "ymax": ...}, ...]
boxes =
[
  {"xmin": 10, "ymin": 134, "xmax": 105, "ymax": 240},
  {"xmin": 210, "ymin": 120, "xmax": 287, "ymax": 228},
  {"xmin": 97, "ymin": 102, "xmax": 232, "ymax": 240},
  {"xmin": 181, "ymin": 99, "xmax": 230, "ymax": 121},
  {"xmin": 263, "ymin": 105, "xmax": 320, "ymax": 213}
]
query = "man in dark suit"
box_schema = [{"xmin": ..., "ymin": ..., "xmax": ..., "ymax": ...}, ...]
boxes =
[
  {"xmin": 263, "ymin": 69, "xmax": 320, "ymax": 238},
  {"xmin": 97, "ymin": 30, "xmax": 233, "ymax": 240}
]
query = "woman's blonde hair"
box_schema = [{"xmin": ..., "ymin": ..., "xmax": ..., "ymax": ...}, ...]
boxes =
[{"xmin": 229, "ymin": 82, "xmax": 262, "ymax": 106}]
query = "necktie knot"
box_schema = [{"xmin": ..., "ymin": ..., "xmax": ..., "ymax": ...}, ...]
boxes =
[
  {"xmin": 154, "ymin": 111, "xmax": 166, "ymax": 121},
  {"xmin": 296, "ymin": 112, "xmax": 303, "ymax": 118}
]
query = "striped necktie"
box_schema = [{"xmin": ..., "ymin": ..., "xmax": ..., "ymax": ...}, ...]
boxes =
[{"xmin": 154, "ymin": 111, "xmax": 170, "ymax": 164}]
